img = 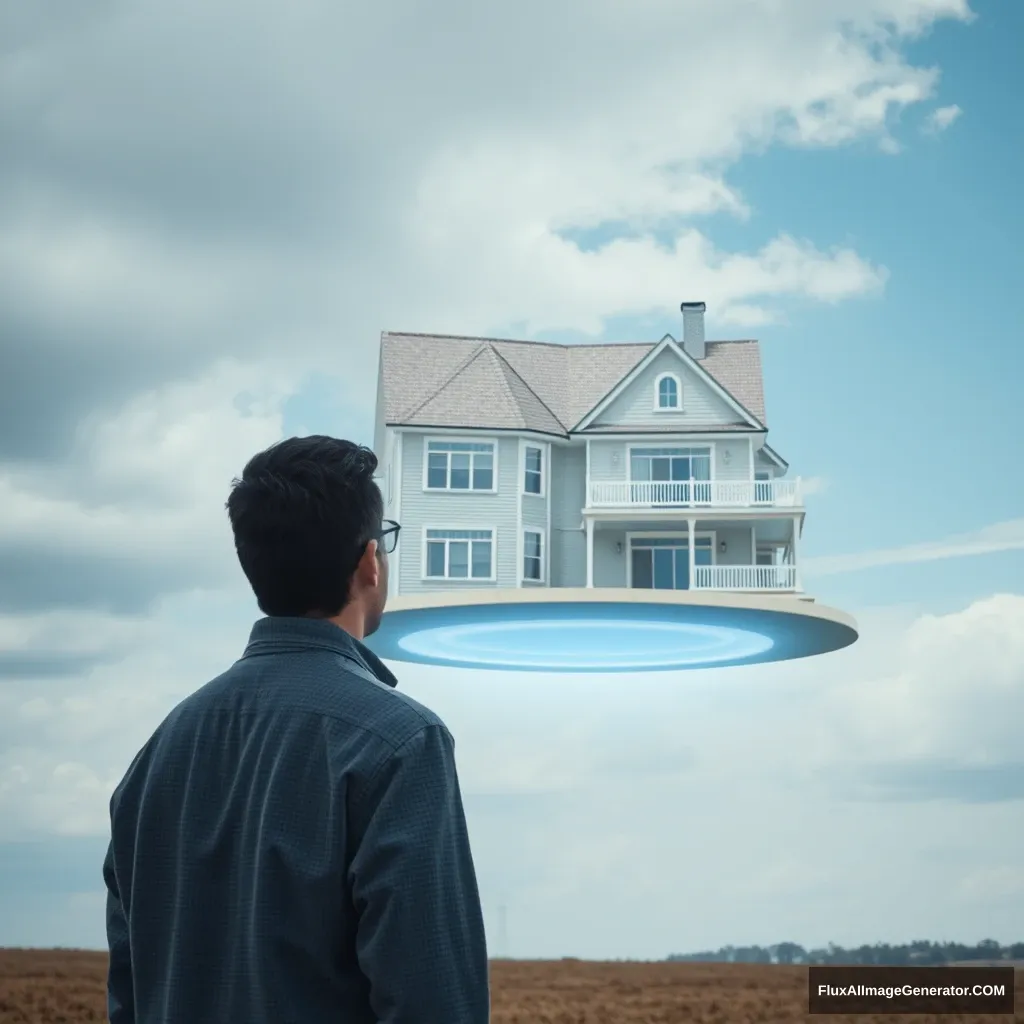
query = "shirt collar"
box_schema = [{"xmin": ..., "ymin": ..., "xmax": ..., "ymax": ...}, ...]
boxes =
[{"xmin": 242, "ymin": 616, "xmax": 398, "ymax": 688}]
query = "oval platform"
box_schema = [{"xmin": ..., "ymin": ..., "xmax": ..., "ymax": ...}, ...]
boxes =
[{"xmin": 364, "ymin": 588, "xmax": 858, "ymax": 673}]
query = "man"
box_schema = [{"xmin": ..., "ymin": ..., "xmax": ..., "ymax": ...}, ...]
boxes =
[{"xmin": 102, "ymin": 436, "xmax": 490, "ymax": 1023}]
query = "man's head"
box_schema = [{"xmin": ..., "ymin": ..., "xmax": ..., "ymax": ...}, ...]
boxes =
[{"xmin": 226, "ymin": 436, "xmax": 395, "ymax": 638}]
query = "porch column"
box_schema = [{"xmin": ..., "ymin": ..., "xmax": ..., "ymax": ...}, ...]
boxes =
[
  {"xmin": 687, "ymin": 517, "xmax": 696, "ymax": 590},
  {"xmin": 791, "ymin": 515, "xmax": 801, "ymax": 591},
  {"xmin": 585, "ymin": 517, "xmax": 595, "ymax": 588}
]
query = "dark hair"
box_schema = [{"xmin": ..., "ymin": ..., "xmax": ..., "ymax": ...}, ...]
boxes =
[{"xmin": 225, "ymin": 436, "xmax": 383, "ymax": 617}]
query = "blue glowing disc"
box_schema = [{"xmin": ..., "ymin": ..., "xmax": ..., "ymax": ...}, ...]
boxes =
[{"xmin": 365, "ymin": 589, "xmax": 857, "ymax": 673}]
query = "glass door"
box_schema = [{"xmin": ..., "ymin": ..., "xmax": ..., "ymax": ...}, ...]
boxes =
[{"xmin": 630, "ymin": 537, "xmax": 691, "ymax": 589}]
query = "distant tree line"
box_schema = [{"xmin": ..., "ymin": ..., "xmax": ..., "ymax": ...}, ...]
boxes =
[{"xmin": 666, "ymin": 940, "xmax": 1024, "ymax": 965}]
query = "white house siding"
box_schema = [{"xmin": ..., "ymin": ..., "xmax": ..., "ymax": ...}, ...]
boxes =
[
  {"xmin": 549, "ymin": 444, "xmax": 586, "ymax": 587},
  {"xmin": 587, "ymin": 437, "xmax": 753, "ymax": 485},
  {"xmin": 522, "ymin": 495, "xmax": 547, "ymax": 530},
  {"xmin": 593, "ymin": 530, "xmax": 625, "ymax": 587},
  {"xmin": 592, "ymin": 347, "xmax": 742, "ymax": 428},
  {"xmin": 397, "ymin": 432, "xmax": 519, "ymax": 594},
  {"xmin": 706, "ymin": 522, "xmax": 755, "ymax": 564},
  {"xmin": 588, "ymin": 439, "xmax": 626, "ymax": 483}
]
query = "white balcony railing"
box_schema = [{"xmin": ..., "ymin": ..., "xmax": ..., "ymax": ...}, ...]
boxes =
[
  {"xmin": 587, "ymin": 478, "xmax": 802, "ymax": 509},
  {"xmin": 692, "ymin": 564, "xmax": 798, "ymax": 591}
]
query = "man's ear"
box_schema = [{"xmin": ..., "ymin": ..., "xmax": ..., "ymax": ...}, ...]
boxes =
[{"xmin": 355, "ymin": 539, "xmax": 380, "ymax": 589}]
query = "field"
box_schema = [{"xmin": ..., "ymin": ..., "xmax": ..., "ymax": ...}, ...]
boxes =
[{"xmin": 0, "ymin": 949, "xmax": 1019, "ymax": 1022}]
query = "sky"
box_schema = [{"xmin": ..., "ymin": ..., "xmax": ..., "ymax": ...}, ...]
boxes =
[{"xmin": 1, "ymin": 0, "xmax": 1022, "ymax": 958}]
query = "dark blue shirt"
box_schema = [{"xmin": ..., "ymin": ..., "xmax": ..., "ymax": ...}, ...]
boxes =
[{"xmin": 103, "ymin": 616, "xmax": 490, "ymax": 1023}]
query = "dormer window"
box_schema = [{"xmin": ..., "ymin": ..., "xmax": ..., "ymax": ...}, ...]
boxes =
[{"xmin": 654, "ymin": 373, "xmax": 681, "ymax": 411}]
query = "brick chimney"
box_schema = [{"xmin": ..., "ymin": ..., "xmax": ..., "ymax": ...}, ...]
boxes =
[{"xmin": 680, "ymin": 301, "xmax": 706, "ymax": 360}]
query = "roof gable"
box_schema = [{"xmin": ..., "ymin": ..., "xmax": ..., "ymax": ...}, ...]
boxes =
[
  {"xmin": 588, "ymin": 344, "xmax": 748, "ymax": 430},
  {"xmin": 574, "ymin": 336, "xmax": 764, "ymax": 432},
  {"xmin": 379, "ymin": 331, "xmax": 767, "ymax": 435}
]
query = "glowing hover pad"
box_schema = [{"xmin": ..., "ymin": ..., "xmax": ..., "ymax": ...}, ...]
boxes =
[{"xmin": 365, "ymin": 588, "xmax": 858, "ymax": 673}]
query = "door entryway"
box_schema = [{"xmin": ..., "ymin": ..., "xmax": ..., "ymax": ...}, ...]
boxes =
[{"xmin": 629, "ymin": 535, "xmax": 713, "ymax": 590}]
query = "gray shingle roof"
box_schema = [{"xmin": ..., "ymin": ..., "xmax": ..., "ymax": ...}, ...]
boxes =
[{"xmin": 380, "ymin": 332, "xmax": 766, "ymax": 436}]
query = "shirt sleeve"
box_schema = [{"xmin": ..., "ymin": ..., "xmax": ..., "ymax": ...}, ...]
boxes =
[
  {"xmin": 103, "ymin": 838, "xmax": 136, "ymax": 1024},
  {"xmin": 348, "ymin": 722, "xmax": 490, "ymax": 1023}
]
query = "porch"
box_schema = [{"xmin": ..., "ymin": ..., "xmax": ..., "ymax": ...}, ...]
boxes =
[{"xmin": 583, "ymin": 517, "xmax": 801, "ymax": 593}]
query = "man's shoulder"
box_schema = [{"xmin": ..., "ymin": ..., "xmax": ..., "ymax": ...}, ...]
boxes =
[
  {"xmin": 186, "ymin": 649, "xmax": 449, "ymax": 757},
  {"xmin": 340, "ymin": 666, "xmax": 449, "ymax": 751}
]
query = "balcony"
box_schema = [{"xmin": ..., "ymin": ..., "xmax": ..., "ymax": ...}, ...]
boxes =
[
  {"xmin": 587, "ymin": 478, "xmax": 802, "ymax": 510},
  {"xmin": 692, "ymin": 564, "xmax": 797, "ymax": 591}
]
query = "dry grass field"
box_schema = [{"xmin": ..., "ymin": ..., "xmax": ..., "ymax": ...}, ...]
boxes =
[{"xmin": 0, "ymin": 948, "xmax": 1019, "ymax": 1022}]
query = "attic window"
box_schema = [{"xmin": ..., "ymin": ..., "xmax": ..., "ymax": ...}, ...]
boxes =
[{"xmin": 654, "ymin": 373, "xmax": 681, "ymax": 411}]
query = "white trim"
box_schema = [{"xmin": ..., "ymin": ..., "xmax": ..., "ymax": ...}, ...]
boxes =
[
  {"xmin": 653, "ymin": 372, "xmax": 682, "ymax": 412},
  {"xmin": 688, "ymin": 518, "xmax": 695, "ymax": 591},
  {"xmin": 760, "ymin": 443, "xmax": 789, "ymax": 471},
  {"xmin": 624, "ymin": 528, "xmax": 716, "ymax": 589},
  {"xmin": 574, "ymin": 430, "xmax": 765, "ymax": 444},
  {"xmin": 516, "ymin": 443, "xmax": 524, "ymax": 586},
  {"xmin": 522, "ymin": 528, "xmax": 545, "ymax": 584},
  {"xmin": 584, "ymin": 506, "xmax": 806, "ymax": 524},
  {"xmin": 392, "ymin": 424, "xmax": 572, "ymax": 445},
  {"xmin": 422, "ymin": 435, "xmax": 499, "ymax": 493},
  {"xmin": 585, "ymin": 438, "xmax": 592, "ymax": 502},
  {"xmin": 545, "ymin": 445, "xmax": 552, "ymax": 584},
  {"xmin": 585, "ymin": 517, "xmax": 594, "ymax": 587},
  {"xmin": 573, "ymin": 335, "xmax": 764, "ymax": 432},
  {"xmin": 421, "ymin": 525, "xmax": 498, "ymax": 583},
  {"xmin": 392, "ymin": 430, "xmax": 403, "ymax": 597},
  {"xmin": 521, "ymin": 440, "xmax": 545, "ymax": 497},
  {"xmin": 791, "ymin": 515, "xmax": 802, "ymax": 591}
]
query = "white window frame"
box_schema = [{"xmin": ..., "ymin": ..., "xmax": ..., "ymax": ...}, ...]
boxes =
[
  {"xmin": 653, "ymin": 372, "xmax": 682, "ymax": 411},
  {"xmin": 422, "ymin": 437, "xmax": 498, "ymax": 493},
  {"xmin": 625, "ymin": 530, "xmax": 716, "ymax": 588},
  {"xmin": 522, "ymin": 529, "xmax": 545, "ymax": 583},
  {"xmin": 421, "ymin": 526, "xmax": 497, "ymax": 582},
  {"xmin": 626, "ymin": 444, "xmax": 715, "ymax": 482},
  {"xmin": 522, "ymin": 443, "xmax": 545, "ymax": 497}
]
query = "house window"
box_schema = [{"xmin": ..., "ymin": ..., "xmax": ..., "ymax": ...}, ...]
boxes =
[
  {"xmin": 425, "ymin": 440, "xmax": 495, "ymax": 491},
  {"xmin": 756, "ymin": 547, "xmax": 776, "ymax": 566},
  {"xmin": 523, "ymin": 446, "xmax": 543, "ymax": 495},
  {"xmin": 424, "ymin": 529, "xmax": 494, "ymax": 580},
  {"xmin": 654, "ymin": 373, "xmax": 681, "ymax": 410},
  {"xmin": 523, "ymin": 530, "xmax": 544, "ymax": 582},
  {"xmin": 629, "ymin": 447, "xmax": 711, "ymax": 482}
]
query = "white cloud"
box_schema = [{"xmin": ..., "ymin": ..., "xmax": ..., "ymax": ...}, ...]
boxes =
[
  {"xmin": 800, "ymin": 475, "xmax": 829, "ymax": 497},
  {"xmin": 924, "ymin": 103, "xmax": 963, "ymax": 133},
  {"xmin": 818, "ymin": 593, "xmax": 1024, "ymax": 766},
  {"xmin": 1, "ymin": 0, "xmax": 972, "ymax": 395},
  {"xmin": 0, "ymin": 360, "xmax": 296, "ymax": 611},
  {"xmin": 804, "ymin": 517, "xmax": 1024, "ymax": 577}
]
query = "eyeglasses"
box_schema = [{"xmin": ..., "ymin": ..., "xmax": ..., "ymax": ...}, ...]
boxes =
[{"xmin": 378, "ymin": 519, "xmax": 401, "ymax": 554}]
